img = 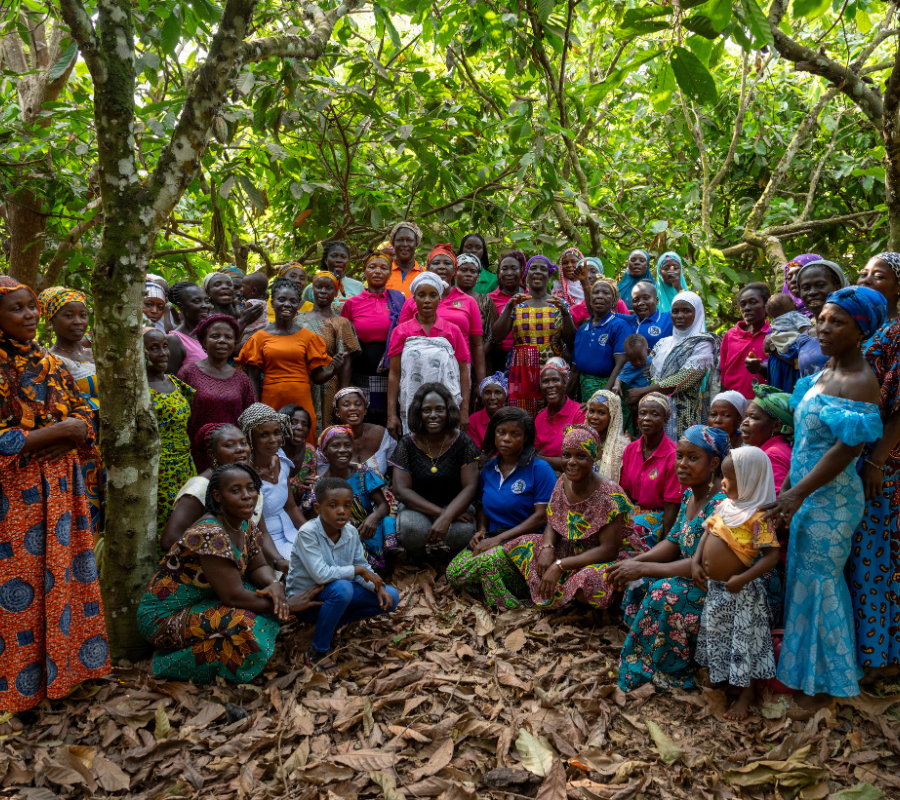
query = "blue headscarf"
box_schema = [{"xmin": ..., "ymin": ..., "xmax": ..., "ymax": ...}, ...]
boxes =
[
  {"xmin": 682, "ymin": 425, "xmax": 731, "ymax": 462},
  {"xmin": 654, "ymin": 251, "xmax": 689, "ymax": 312},
  {"xmin": 617, "ymin": 249, "xmax": 653, "ymax": 311},
  {"xmin": 824, "ymin": 286, "xmax": 888, "ymax": 339},
  {"xmin": 479, "ymin": 371, "xmax": 508, "ymax": 396}
]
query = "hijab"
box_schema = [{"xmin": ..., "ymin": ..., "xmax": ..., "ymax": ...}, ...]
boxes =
[
  {"xmin": 552, "ymin": 247, "xmax": 586, "ymax": 305},
  {"xmin": 716, "ymin": 446, "xmax": 775, "ymax": 528},
  {"xmin": 654, "ymin": 251, "xmax": 689, "ymax": 312},
  {"xmin": 712, "ymin": 390, "xmax": 748, "ymax": 419},
  {"xmin": 651, "ymin": 290, "xmax": 708, "ymax": 374},
  {"xmin": 617, "ymin": 249, "xmax": 653, "ymax": 310},
  {"xmin": 825, "ymin": 285, "xmax": 888, "ymax": 339},
  {"xmin": 587, "ymin": 388, "xmax": 629, "ymax": 482}
]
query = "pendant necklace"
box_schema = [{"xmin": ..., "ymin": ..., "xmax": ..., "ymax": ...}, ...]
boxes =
[{"xmin": 424, "ymin": 433, "xmax": 449, "ymax": 473}]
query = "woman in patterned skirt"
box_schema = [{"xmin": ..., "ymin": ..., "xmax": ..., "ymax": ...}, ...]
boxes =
[{"xmin": 0, "ymin": 278, "xmax": 109, "ymax": 738}]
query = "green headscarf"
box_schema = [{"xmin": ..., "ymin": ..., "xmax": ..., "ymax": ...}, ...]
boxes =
[
  {"xmin": 654, "ymin": 251, "xmax": 689, "ymax": 312},
  {"xmin": 752, "ymin": 382, "xmax": 794, "ymax": 440}
]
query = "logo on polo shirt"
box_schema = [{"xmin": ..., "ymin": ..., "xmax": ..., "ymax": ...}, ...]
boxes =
[
  {"xmin": 597, "ymin": 333, "xmax": 609, "ymax": 346},
  {"xmin": 648, "ymin": 326, "xmax": 661, "ymax": 336},
  {"xmin": 511, "ymin": 480, "xmax": 526, "ymax": 494},
  {"xmin": 649, "ymin": 468, "xmax": 659, "ymax": 480},
  {"xmin": 452, "ymin": 300, "xmax": 463, "ymax": 308}
]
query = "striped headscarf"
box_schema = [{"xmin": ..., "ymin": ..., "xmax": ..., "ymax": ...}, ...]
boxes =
[
  {"xmin": 333, "ymin": 386, "xmax": 368, "ymax": 410},
  {"xmin": 751, "ymin": 382, "xmax": 794, "ymax": 439},
  {"xmin": 145, "ymin": 281, "xmax": 167, "ymax": 301},
  {"xmin": 278, "ymin": 262, "xmax": 305, "ymax": 277},
  {"xmin": 38, "ymin": 287, "xmax": 87, "ymax": 321},
  {"xmin": 317, "ymin": 424, "xmax": 354, "ymax": 463},
  {"xmin": 364, "ymin": 242, "xmax": 395, "ymax": 267},
  {"xmin": 875, "ymin": 252, "xmax": 900, "ymax": 283}
]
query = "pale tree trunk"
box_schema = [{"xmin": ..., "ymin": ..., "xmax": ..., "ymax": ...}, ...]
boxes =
[{"xmin": 883, "ymin": 35, "xmax": 900, "ymax": 252}]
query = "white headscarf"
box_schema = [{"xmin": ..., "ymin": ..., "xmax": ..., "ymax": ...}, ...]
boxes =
[
  {"xmin": 712, "ymin": 390, "xmax": 748, "ymax": 419},
  {"xmin": 410, "ymin": 271, "xmax": 448, "ymax": 296},
  {"xmin": 651, "ymin": 290, "xmax": 708, "ymax": 375},
  {"xmin": 587, "ymin": 389, "xmax": 629, "ymax": 482},
  {"xmin": 716, "ymin": 446, "xmax": 775, "ymax": 528}
]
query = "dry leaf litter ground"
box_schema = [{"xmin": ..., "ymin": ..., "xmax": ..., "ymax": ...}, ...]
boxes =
[{"xmin": 3, "ymin": 562, "xmax": 900, "ymax": 800}]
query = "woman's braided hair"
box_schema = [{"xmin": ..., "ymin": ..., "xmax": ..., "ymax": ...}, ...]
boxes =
[{"xmin": 205, "ymin": 463, "xmax": 262, "ymax": 514}]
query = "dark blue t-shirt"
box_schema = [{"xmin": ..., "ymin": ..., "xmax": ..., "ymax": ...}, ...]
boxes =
[
  {"xmin": 574, "ymin": 313, "xmax": 631, "ymax": 377},
  {"xmin": 479, "ymin": 456, "xmax": 557, "ymax": 532},
  {"xmin": 615, "ymin": 309, "xmax": 673, "ymax": 353}
]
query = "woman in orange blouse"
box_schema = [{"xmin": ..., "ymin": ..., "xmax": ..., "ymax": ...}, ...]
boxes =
[{"xmin": 238, "ymin": 278, "xmax": 343, "ymax": 443}]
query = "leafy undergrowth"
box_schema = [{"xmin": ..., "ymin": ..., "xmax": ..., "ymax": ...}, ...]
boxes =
[{"xmin": 3, "ymin": 564, "xmax": 900, "ymax": 800}]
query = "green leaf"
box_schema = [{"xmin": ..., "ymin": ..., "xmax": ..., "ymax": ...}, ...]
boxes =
[
  {"xmin": 831, "ymin": 784, "xmax": 883, "ymax": 800},
  {"xmin": 704, "ymin": 0, "xmax": 732, "ymax": 30},
  {"xmin": 48, "ymin": 41, "xmax": 77, "ymax": 81},
  {"xmin": 741, "ymin": 0, "xmax": 774, "ymax": 48},
  {"xmin": 652, "ymin": 59, "xmax": 676, "ymax": 112},
  {"xmin": 613, "ymin": 20, "xmax": 671, "ymax": 38},
  {"xmin": 792, "ymin": 0, "xmax": 831, "ymax": 20},
  {"xmin": 683, "ymin": 15, "xmax": 721, "ymax": 40},
  {"xmin": 160, "ymin": 12, "xmax": 182, "ymax": 56},
  {"xmin": 649, "ymin": 220, "xmax": 669, "ymax": 234},
  {"xmin": 671, "ymin": 46, "xmax": 718, "ymax": 105},
  {"xmin": 647, "ymin": 720, "xmax": 683, "ymax": 765},
  {"xmin": 583, "ymin": 49, "xmax": 662, "ymax": 105},
  {"xmin": 372, "ymin": 6, "xmax": 401, "ymax": 48},
  {"xmin": 537, "ymin": 0, "xmax": 554, "ymax": 23},
  {"xmin": 238, "ymin": 175, "xmax": 267, "ymax": 210},
  {"xmin": 193, "ymin": 0, "xmax": 222, "ymax": 23},
  {"xmin": 622, "ymin": 6, "xmax": 673, "ymax": 25}
]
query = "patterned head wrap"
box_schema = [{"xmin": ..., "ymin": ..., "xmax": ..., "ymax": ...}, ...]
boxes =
[
  {"xmin": 499, "ymin": 250, "xmax": 527, "ymax": 274},
  {"xmin": 874, "ymin": 252, "xmax": 900, "ymax": 283},
  {"xmin": 278, "ymin": 262, "xmax": 304, "ymax": 277},
  {"xmin": 638, "ymin": 391, "xmax": 671, "ymax": 419},
  {"xmin": 562, "ymin": 424, "xmax": 600, "ymax": 461},
  {"xmin": 587, "ymin": 389, "xmax": 629, "ymax": 482},
  {"xmin": 712, "ymin": 390, "xmax": 748, "ymax": 419},
  {"xmin": 795, "ymin": 259, "xmax": 849, "ymax": 294},
  {"xmin": 782, "ymin": 253, "xmax": 821, "ymax": 315},
  {"xmin": 524, "ymin": 255, "xmax": 558, "ymax": 279},
  {"xmin": 410, "ymin": 271, "xmax": 448, "ymax": 296},
  {"xmin": 540, "ymin": 356, "xmax": 570, "ymax": 380},
  {"xmin": 364, "ymin": 242, "xmax": 395, "ymax": 267},
  {"xmin": 145, "ymin": 281, "xmax": 167, "ymax": 301},
  {"xmin": 390, "ymin": 221, "xmax": 422, "ymax": 246},
  {"xmin": 751, "ymin": 382, "xmax": 794, "ymax": 439},
  {"xmin": 682, "ymin": 425, "xmax": 731, "ymax": 462},
  {"xmin": 824, "ymin": 285, "xmax": 888, "ymax": 339},
  {"xmin": 201, "ymin": 272, "xmax": 217, "ymax": 291},
  {"xmin": 238, "ymin": 403, "xmax": 293, "ymax": 444},
  {"xmin": 317, "ymin": 424, "xmax": 354, "ymax": 463},
  {"xmin": 479, "ymin": 371, "xmax": 508, "ymax": 396},
  {"xmin": 559, "ymin": 247, "xmax": 585, "ymax": 269},
  {"xmin": 219, "ymin": 265, "xmax": 243, "ymax": 277},
  {"xmin": 427, "ymin": 243, "xmax": 458, "ymax": 273},
  {"xmin": 191, "ymin": 312, "xmax": 239, "ymax": 344},
  {"xmin": 0, "ymin": 277, "xmax": 40, "ymax": 323},
  {"xmin": 333, "ymin": 386, "xmax": 368, "ymax": 411},
  {"xmin": 456, "ymin": 253, "xmax": 482, "ymax": 273},
  {"xmin": 38, "ymin": 287, "xmax": 86, "ymax": 320},
  {"xmin": 592, "ymin": 277, "xmax": 621, "ymax": 306},
  {"xmin": 311, "ymin": 269, "xmax": 343, "ymax": 297}
]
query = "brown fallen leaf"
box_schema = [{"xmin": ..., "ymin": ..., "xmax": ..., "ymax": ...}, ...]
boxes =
[
  {"xmin": 292, "ymin": 762, "xmax": 355, "ymax": 785},
  {"xmin": 504, "ymin": 628, "xmax": 527, "ymax": 653},
  {"xmin": 535, "ymin": 759, "xmax": 566, "ymax": 800},
  {"xmin": 474, "ymin": 604, "xmax": 494, "ymax": 636},
  {"xmin": 516, "ymin": 728, "xmax": 557, "ymax": 777},
  {"xmin": 92, "ymin": 756, "xmax": 130, "ymax": 792},
  {"xmin": 410, "ymin": 737, "xmax": 454, "ymax": 781},
  {"xmin": 331, "ymin": 749, "xmax": 397, "ymax": 771},
  {"xmin": 370, "ymin": 769, "xmax": 405, "ymax": 800}
]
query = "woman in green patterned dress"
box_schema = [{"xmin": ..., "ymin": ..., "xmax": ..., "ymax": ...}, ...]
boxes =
[{"xmin": 138, "ymin": 464, "xmax": 323, "ymax": 682}]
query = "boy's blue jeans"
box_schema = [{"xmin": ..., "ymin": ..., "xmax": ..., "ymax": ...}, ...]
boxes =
[{"xmin": 297, "ymin": 580, "xmax": 400, "ymax": 654}]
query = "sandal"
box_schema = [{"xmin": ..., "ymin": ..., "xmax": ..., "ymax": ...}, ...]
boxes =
[
  {"xmin": 305, "ymin": 648, "xmax": 339, "ymax": 674},
  {"xmin": 0, "ymin": 711, "xmax": 22, "ymax": 741}
]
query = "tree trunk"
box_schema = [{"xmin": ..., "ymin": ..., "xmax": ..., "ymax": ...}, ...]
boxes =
[
  {"xmin": 6, "ymin": 189, "xmax": 45, "ymax": 288},
  {"xmin": 883, "ymin": 36, "xmax": 900, "ymax": 252}
]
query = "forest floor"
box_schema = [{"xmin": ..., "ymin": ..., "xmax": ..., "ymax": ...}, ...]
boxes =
[{"xmin": 2, "ymin": 563, "xmax": 900, "ymax": 800}]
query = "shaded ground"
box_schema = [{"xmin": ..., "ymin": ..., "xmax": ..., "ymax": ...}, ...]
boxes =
[{"xmin": 2, "ymin": 564, "xmax": 900, "ymax": 800}]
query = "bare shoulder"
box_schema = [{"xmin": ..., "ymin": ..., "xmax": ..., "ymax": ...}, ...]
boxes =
[{"xmin": 840, "ymin": 362, "xmax": 881, "ymax": 405}]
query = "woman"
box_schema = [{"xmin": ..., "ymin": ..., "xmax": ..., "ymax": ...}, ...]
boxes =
[
  {"xmin": 720, "ymin": 283, "xmax": 771, "ymax": 399},
  {"xmin": 584, "ymin": 389, "xmax": 630, "ymax": 482},
  {"xmin": 858, "ymin": 251, "xmax": 900, "ymax": 340},
  {"xmin": 739, "ymin": 384, "xmax": 794, "ymax": 493},
  {"xmin": 487, "ymin": 251, "xmax": 526, "ymax": 374},
  {"xmin": 279, "ymin": 404, "xmax": 317, "ymax": 507},
  {"xmin": 269, "ymin": 263, "xmax": 308, "ymax": 322},
  {"xmin": 572, "ymin": 278, "xmax": 630, "ymax": 400},
  {"xmin": 239, "ymin": 404, "xmax": 306, "ymax": 560},
  {"xmin": 39, "ymin": 286, "xmax": 104, "ymax": 535},
  {"xmin": 507, "ymin": 425, "xmax": 645, "ymax": 613},
  {"xmin": 610, "ymin": 425, "xmax": 731, "ymax": 691},
  {"xmin": 620, "ymin": 393, "xmax": 683, "ymax": 548},
  {"xmin": 460, "ymin": 232, "xmax": 497, "ymax": 294},
  {"xmin": 340, "ymin": 245, "xmax": 406, "ymax": 427},
  {"xmin": 399, "ymin": 243, "xmax": 487, "ymax": 394},
  {"xmin": 138, "ymin": 463, "xmax": 322, "ymax": 682},
  {"xmin": 144, "ymin": 279, "xmax": 169, "ymax": 332},
  {"xmin": 302, "ymin": 240, "xmax": 365, "ymax": 313},
  {"xmin": 145, "ymin": 328, "xmax": 195, "ymax": 542},
  {"xmin": 763, "ymin": 286, "xmax": 884, "ymax": 710},
  {"xmin": 330, "ymin": 387, "xmax": 396, "ymax": 476},
  {"xmin": 493, "ymin": 256, "xmax": 575, "ymax": 418},
  {"xmin": 793, "ymin": 259, "xmax": 849, "ymax": 378},
  {"xmin": 455, "ymin": 253, "xmax": 500, "ymax": 359},
  {"xmin": 468, "ymin": 373, "xmax": 508, "ymax": 450},
  {"xmin": 237, "ymin": 277, "xmax": 340, "ymax": 443},
  {"xmin": 391, "ymin": 383, "xmax": 481, "ymax": 558},
  {"xmin": 782, "ymin": 253, "xmax": 822, "ymax": 317},
  {"xmin": 534, "ymin": 359, "xmax": 586, "ymax": 471},
  {"xmin": 617, "ymin": 249, "xmax": 653, "ymax": 312},
  {"xmin": 388, "ymin": 221, "xmax": 426, "ymax": 296},
  {"xmin": 637, "ymin": 291, "xmax": 721, "ymax": 441},
  {"xmin": 653, "ymin": 251, "xmax": 689, "ymax": 313},
  {"xmin": 707, "ymin": 390, "xmax": 748, "ymax": 451},
  {"xmin": 446, "ymin": 408, "xmax": 555, "ymax": 607},
  {"xmin": 166, "ymin": 282, "xmax": 212, "ymax": 375},
  {"xmin": 552, "ymin": 246, "xmax": 587, "ymax": 307},
  {"xmin": 299, "ymin": 271, "xmax": 360, "ymax": 437},
  {"xmin": 386, "ymin": 272, "xmax": 471, "ymax": 438},
  {"xmin": 0, "ymin": 278, "xmax": 109, "ymax": 738},
  {"xmin": 315, "ymin": 425, "xmax": 395, "ymax": 569},
  {"xmin": 204, "ymin": 272, "xmax": 238, "ymax": 317},
  {"xmin": 178, "ymin": 314, "xmax": 256, "ymax": 471}
]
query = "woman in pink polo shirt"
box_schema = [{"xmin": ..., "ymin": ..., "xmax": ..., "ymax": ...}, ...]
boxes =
[
  {"xmin": 534, "ymin": 358, "xmax": 586, "ymax": 472},
  {"xmin": 619, "ymin": 392, "xmax": 684, "ymax": 548},
  {"xmin": 468, "ymin": 372, "xmax": 508, "ymax": 450},
  {"xmin": 487, "ymin": 251, "xmax": 526, "ymax": 374},
  {"xmin": 720, "ymin": 282, "xmax": 771, "ymax": 401},
  {"xmin": 387, "ymin": 272, "xmax": 471, "ymax": 438}
]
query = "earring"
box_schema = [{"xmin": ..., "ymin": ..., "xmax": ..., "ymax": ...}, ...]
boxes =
[{"xmin": 210, "ymin": 458, "xmax": 219, "ymax": 469}]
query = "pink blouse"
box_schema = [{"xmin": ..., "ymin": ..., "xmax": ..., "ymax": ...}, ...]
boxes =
[
  {"xmin": 619, "ymin": 435, "xmax": 684, "ymax": 510},
  {"xmin": 488, "ymin": 288, "xmax": 517, "ymax": 349},
  {"xmin": 534, "ymin": 398, "xmax": 586, "ymax": 459},
  {"xmin": 399, "ymin": 286, "xmax": 483, "ymax": 338},
  {"xmin": 339, "ymin": 290, "xmax": 392, "ymax": 342},
  {"xmin": 761, "ymin": 435, "xmax": 792, "ymax": 495},
  {"xmin": 387, "ymin": 316, "xmax": 471, "ymax": 362},
  {"xmin": 467, "ymin": 407, "xmax": 491, "ymax": 450}
]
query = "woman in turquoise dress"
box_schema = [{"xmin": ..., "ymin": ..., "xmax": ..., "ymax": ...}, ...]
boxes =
[{"xmin": 762, "ymin": 286, "xmax": 885, "ymax": 710}]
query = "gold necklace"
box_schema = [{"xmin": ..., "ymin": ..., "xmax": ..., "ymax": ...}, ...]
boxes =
[{"xmin": 424, "ymin": 433, "xmax": 449, "ymax": 473}]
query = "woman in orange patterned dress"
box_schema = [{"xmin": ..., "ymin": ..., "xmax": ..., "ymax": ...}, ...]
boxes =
[{"xmin": 0, "ymin": 278, "xmax": 110, "ymax": 738}]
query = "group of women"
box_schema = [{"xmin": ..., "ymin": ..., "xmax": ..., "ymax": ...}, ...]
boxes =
[{"xmin": 2, "ymin": 228, "xmax": 900, "ymax": 736}]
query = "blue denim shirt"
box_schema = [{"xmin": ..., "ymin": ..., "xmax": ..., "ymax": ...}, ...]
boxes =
[{"xmin": 286, "ymin": 518, "xmax": 375, "ymax": 596}]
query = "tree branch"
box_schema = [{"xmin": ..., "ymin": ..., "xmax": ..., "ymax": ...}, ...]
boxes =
[
  {"xmin": 796, "ymin": 111, "xmax": 844, "ymax": 223},
  {"xmin": 150, "ymin": 245, "xmax": 213, "ymax": 259},
  {"xmin": 37, "ymin": 211, "xmax": 104, "ymax": 292}
]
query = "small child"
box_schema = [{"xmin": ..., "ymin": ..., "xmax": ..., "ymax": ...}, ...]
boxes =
[
  {"xmin": 239, "ymin": 271, "xmax": 270, "ymax": 336},
  {"xmin": 693, "ymin": 447, "xmax": 780, "ymax": 721},
  {"xmin": 750, "ymin": 293, "xmax": 811, "ymax": 393},
  {"xmin": 286, "ymin": 478, "xmax": 400, "ymax": 672},
  {"xmin": 612, "ymin": 334, "xmax": 650, "ymax": 393}
]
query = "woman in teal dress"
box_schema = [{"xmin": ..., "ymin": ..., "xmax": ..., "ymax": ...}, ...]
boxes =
[
  {"xmin": 138, "ymin": 464, "xmax": 321, "ymax": 682},
  {"xmin": 763, "ymin": 286, "xmax": 885, "ymax": 708}
]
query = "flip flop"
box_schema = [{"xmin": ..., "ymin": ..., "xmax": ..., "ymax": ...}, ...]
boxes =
[{"xmin": 0, "ymin": 711, "xmax": 22, "ymax": 741}]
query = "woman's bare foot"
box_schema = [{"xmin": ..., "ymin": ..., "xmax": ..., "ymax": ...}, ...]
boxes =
[
  {"xmin": 860, "ymin": 665, "xmax": 900, "ymax": 685},
  {"xmin": 794, "ymin": 692, "xmax": 835, "ymax": 713},
  {"xmin": 0, "ymin": 713, "xmax": 23, "ymax": 739},
  {"xmin": 724, "ymin": 684, "xmax": 755, "ymax": 721}
]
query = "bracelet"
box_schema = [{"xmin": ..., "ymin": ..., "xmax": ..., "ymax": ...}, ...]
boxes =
[
  {"xmin": 539, "ymin": 544, "xmax": 554, "ymax": 552},
  {"xmin": 864, "ymin": 459, "xmax": 885, "ymax": 472}
]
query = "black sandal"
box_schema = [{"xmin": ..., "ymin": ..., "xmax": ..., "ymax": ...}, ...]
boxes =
[{"xmin": 305, "ymin": 647, "xmax": 339, "ymax": 674}]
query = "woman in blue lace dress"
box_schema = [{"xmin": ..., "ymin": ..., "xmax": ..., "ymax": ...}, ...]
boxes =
[{"xmin": 762, "ymin": 286, "xmax": 885, "ymax": 711}]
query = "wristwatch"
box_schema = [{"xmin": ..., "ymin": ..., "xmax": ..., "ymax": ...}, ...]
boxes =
[{"xmin": 555, "ymin": 559, "xmax": 563, "ymax": 570}]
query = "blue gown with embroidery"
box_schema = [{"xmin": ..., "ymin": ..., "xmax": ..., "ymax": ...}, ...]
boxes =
[{"xmin": 778, "ymin": 373, "xmax": 882, "ymax": 697}]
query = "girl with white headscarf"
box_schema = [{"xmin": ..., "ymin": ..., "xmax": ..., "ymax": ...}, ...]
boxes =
[
  {"xmin": 694, "ymin": 446, "xmax": 781, "ymax": 721},
  {"xmin": 585, "ymin": 389, "xmax": 630, "ymax": 482},
  {"xmin": 636, "ymin": 291, "xmax": 722, "ymax": 440}
]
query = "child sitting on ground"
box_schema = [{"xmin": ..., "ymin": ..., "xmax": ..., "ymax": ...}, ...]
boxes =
[
  {"xmin": 746, "ymin": 293, "xmax": 811, "ymax": 393},
  {"xmin": 286, "ymin": 477, "xmax": 400, "ymax": 672},
  {"xmin": 692, "ymin": 447, "xmax": 780, "ymax": 721}
]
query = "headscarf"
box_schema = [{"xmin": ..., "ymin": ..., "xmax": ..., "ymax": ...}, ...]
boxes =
[
  {"xmin": 390, "ymin": 221, "xmax": 422, "ymax": 246},
  {"xmin": 498, "ymin": 250, "xmax": 527, "ymax": 277},
  {"xmin": 524, "ymin": 255, "xmax": 558, "ymax": 280},
  {"xmin": 191, "ymin": 312, "xmax": 239, "ymax": 344},
  {"xmin": 196, "ymin": 422, "xmax": 229, "ymax": 454},
  {"xmin": 38, "ymin": 287, "xmax": 87, "ymax": 321},
  {"xmin": 317, "ymin": 424, "xmax": 354, "ymax": 463},
  {"xmin": 617, "ymin": 249, "xmax": 653, "ymax": 309},
  {"xmin": 638, "ymin": 391, "xmax": 671, "ymax": 419},
  {"xmin": 311, "ymin": 269, "xmax": 344, "ymax": 297},
  {"xmin": 145, "ymin": 281, "xmax": 167, "ymax": 301},
  {"xmin": 410, "ymin": 271, "xmax": 448, "ymax": 296},
  {"xmin": 238, "ymin": 403, "xmax": 292, "ymax": 444},
  {"xmin": 219, "ymin": 265, "xmax": 243, "ymax": 277},
  {"xmin": 651, "ymin": 290, "xmax": 708, "ymax": 374},
  {"xmin": 874, "ymin": 252, "xmax": 900, "ymax": 283},
  {"xmin": 540, "ymin": 356, "xmax": 570, "ymax": 380},
  {"xmin": 562, "ymin": 424, "xmax": 600, "ymax": 461},
  {"xmin": 795, "ymin": 259, "xmax": 849, "ymax": 298},
  {"xmin": 427, "ymin": 244, "xmax": 458, "ymax": 273},
  {"xmin": 824, "ymin": 285, "xmax": 888, "ymax": 339},
  {"xmin": 716, "ymin": 446, "xmax": 775, "ymax": 528},
  {"xmin": 592, "ymin": 278, "xmax": 621, "ymax": 307},
  {"xmin": 587, "ymin": 389, "xmax": 629, "ymax": 482},
  {"xmin": 682, "ymin": 424, "xmax": 731, "ymax": 462},
  {"xmin": 712, "ymin": 390, "xmax": 748, "ymax": 419},
  {"xmin": 553, "ymin": 248, "xmax": 587, "ymax": 306},
  {"xmin": 278, "ymin": 262, "xmax": 304, "ymax": 278},
  {"xmin": 201, "ymin": 272, "xmax": 217, "ymax": 292},
  {"xmin": 654, "ymin": 251, "xmax": 689, "ymax": 313},
  {"xmin": 364, "ymin": 242, "xmax": 395, "ymax": 268},
  {"xmin": 782, "ymin": 253, "xmax": 821, "ymax": 315},
  {"xmin": 456, "ymin": 253, "xmax": 482, "ymax": 273},
  {"xmin": 459, "ymin": 233, "xmax": 490, "ymax": 272},
  {"xmin": 479, "ymin": 372, "xmax": 508, "ymax": 396},
  {"xmin": 333, "ymin": 386, "xmax": 368, "ymax": 411},
  {"xmin": 751, "ymin": 382, "xmax": 795, "ymax": 439}
]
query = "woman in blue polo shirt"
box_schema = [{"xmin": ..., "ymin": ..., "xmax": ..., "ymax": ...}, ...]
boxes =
[
  {"xmin": 572, "ymin": 279, "xmax": 631, "ymax": 400},
  {"xmin": 447, "ymin": 408, "xmax": 557, "ymax": 608}
]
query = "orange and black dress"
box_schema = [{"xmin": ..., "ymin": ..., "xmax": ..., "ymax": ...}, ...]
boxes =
[{"xmin": 0, "ymin": 279, "xmax": 110, "ymax": 714}]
